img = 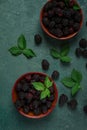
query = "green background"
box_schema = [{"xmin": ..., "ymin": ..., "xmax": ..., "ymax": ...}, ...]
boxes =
[{"xmin": 0, "ymin": 0, "xmax": 87, "ymax": 130}]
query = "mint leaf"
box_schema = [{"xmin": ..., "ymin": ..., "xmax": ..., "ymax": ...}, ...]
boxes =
[
  {"xmin": 44, "ymin": 77, "xmax": 53, "ymax": 88},
  {"xmin": 73, "ymin": 5, "xmax": 80, "ymax": 10},
  {"xmin": 71, "ymin": 69, "xmax": 82, "ymax": 83},
  {"xmin": 32, "ymin": 82, "xmax": 45, "ymax": 91},
  {"xmin": 61, "ymin": 77, "xmax": 75, "ymax": 88},
  {"xmin": 60, "ymin": 56, "xmax": 71, "ymax": 62},
  {"xmin": 60, "ymin": 45, "xmax": 70, "ymax": 56},
  {"xmin": 17, "ymin": 34, "xmax": 26, "ymax": 50},
  {"xmin": 40, "ymin": 88, "xmax": 50, "ymax": 99},
  {"xmin": 71, "ymin": 83, "xmax": 81, "ymax": 96},
  {"xmin": 9, "ymin": 46, "xmax": 22, "ymax": 56},
  {"xmin": 50, "ymin": 48, "xmax": 60, "ymax": 59},
  {"xmin": 23, "ymin": 49, "xmax": 36, "ymax": 58}
]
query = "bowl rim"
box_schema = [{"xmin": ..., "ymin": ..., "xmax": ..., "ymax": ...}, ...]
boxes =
[
  {"xmin": 12, "ymin": 72, "xmax": 58, "ymax": 119},
  {"xmin": 40, "ymin": 0, "xmax": 84, "ymax": 40}
]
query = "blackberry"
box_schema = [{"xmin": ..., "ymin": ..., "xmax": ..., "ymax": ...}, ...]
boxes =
[
  {"xmin": 15, "ymin": 100, "xmax": 22, "ymax": 109},
  {"xmin": 79, "ymin": 39, "xmax": 87, "ymax": 49},
  {"xmin": 56, "ymin": 24, "xmax": 62, "ymax": 29},
  {"xmin": 58, "ymin": 1, "xmax": 65, "ymax": 9},
  {"xmin": 32, "ymin": 74, "xmax": 40, "ymax": 81},
  {"xmin": 44, "ymin": 1, "xmax": 53, "ymax": 12},
  {"xmin": 69, "ymin": 20, "xmax": 74, "ymax": 26},
  {"xmin": 23, "ymin": 106, "xmax": 30, "ymax": 114},
  {"xmin": 54, "ymin": 17, "xmax": 62, "ymax": 24},
  {"xmin": 42, "ymin": 17, "xmax": 50, "ymax": 27},
  {"xmin": 74, "ymin": 12, "xmax": 82, "ymax": 23},
  {"xmin": 63, "ymin": 10, "xmax": 71, "ymax": 19},
  {"xmin": 73, "ymin": 23, "xmax": 80, "ymax": 31},
  {"xmin": 41, "ymin": 59, "xmax": 50, "ymax": 70},
  {"xmin": 49, "ymin": 21, "xmax": 55, "ymax": 28},
  {"xmin": 55, "ymin": 28, "xmax": 63, "ymax": 37},
  {"xmin": 34, "ymin": 34, "xmax": 42, "ymax": 44},
  {"xmin": 25, "ymin": 75, "xmax": 31, "ymax": 81},
  {"xmin": 75, "ymin": 48, "xmax": 82, "ymax": 57},
  {"xmin": 63, "ymin": 27, "xmax": 69, "ymax": 36},
  {"xmin": 34, "ymin": 107, "xmax": 41, "ymax": 115},
  {"xmin": 46, "ymin": 101, "xmax": 52, "ymax": 109},
  {"xmin": 56, "ymin": 8, "xmax": 63, "ymax": 17},
  {"xmin": 59, "ymin": 94, "xmax": 68, "ymax": 106},
  {"xmin": 22, "ymin": 83, "xmax": 29, "ymax": 92},
  {"xmin": 62, "ymin": 18, "xmax": 69, "ymax": 27},
  {"xmin": 49, "ymin": 86, "xmax": 54, "ymax": 94},
  {"xmin": 41, "ymin": 105, "xmax": 48, "ymax": 114},
  {"xmin": 83, "ymin": 105, "xmax": 87, "ymax": 114},
  {"xmin": 51, "ymin": 70, "xmax": 59, "ymax": 80},
  {"xmin": 69, "ymin": 28, "xmax": 74, "ymax": 34},
  {"xmin": 48, "ymin": 10, "xmax": 54, "ymax": 18},
  {"xmin": 48, "ymin": 95, "xmax": 54, "ymax": 102},
  {"xmin": 25, "ymin": 93, "xmax": 33, "ymax": 101},
  {"xmin": 41, "ymin": 98, "xmax": 47, "ymax": 104},
  {"xmin": 18, "ymin": 92, "xmax": 25, "ymax": 100},
  {"xmin": 16, "ymin": 83, "xmax": 22, "ymax": 92},
  {"xmin": 67, "ymin": 99, "xmax": 78, "ymax": 109},
  {"xmin": 82, "ymin": 49, "xmax": 87, "ymax": 58},
  {"xmin": 32, "ymin": 100, "xmax": 40, "ymax": 108}
]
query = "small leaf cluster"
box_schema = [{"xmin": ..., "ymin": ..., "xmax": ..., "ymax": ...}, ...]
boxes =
[
  {"xmin": 32, "ymin": 76, "xmax": 53, "ymax": 99},
  {"xmin": 9, "ymin": 34, "xmax": 36, "ymax": 58},
  {"xmin": 61, "ymin": 69, "xmax": 82, "ymax": 96}
]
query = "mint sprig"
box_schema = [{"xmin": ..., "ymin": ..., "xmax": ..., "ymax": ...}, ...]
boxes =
[
  {"xmin": 61, "ymin": 69, "xmax": 82, "ymax": 96},
  {"xmin": 32, "ymin": 76, "xmax": 53, "ymax": 99},
  {"xmin": 50, "ymin": 45, "xmax": 71, "ymax": 63},
  {"xmin": 73, "ymin": 4, "xmax": 81, "ymax": 10},
  {"xmin": 9, "ymin": 34, "xmax": 36, "ymax": 58}
]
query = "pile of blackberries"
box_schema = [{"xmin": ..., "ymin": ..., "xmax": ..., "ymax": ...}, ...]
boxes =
[
  {"xmin": 14, "ymin": 73, "xmax": 55, "ymax": 115},
  {"xmin": 42, "ymin": 0, "xmax": 82, "ymax": 38}
]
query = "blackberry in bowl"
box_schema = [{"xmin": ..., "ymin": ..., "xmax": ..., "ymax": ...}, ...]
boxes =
[
  {"xmin": 12, "ymin": 72, "xmax": 58, "ymax": 118},
  {"xmin": 40, "ymin": 0, "xmax": 83, "ymax": 40}
]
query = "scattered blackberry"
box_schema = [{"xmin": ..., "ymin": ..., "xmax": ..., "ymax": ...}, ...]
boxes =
[
  {"xmin": 34, "ymin": 34, "xmax": 42, "ymax": 44},
  {"xmin": 41, "ymin": 59, "xmax": 50, "ymax": 70},
  {"xmin": 59, "ymin": 94, "xmax": 68, "ymax": 106},
  {"xmin": 23, "ymin": 106, "xmax": 30, "ymax": 114},
  {"xmin": 82, "ymin": 49, "xmax": 87, "ymax": 58},
  {"xmin": 79, "ymin": 39, "xmax": 87, "ymax": 49},
  {"xmin": 83, "ymin": 105, "xmax": 87, "ymax": 114},
  {"xmin": 75, "ymin": 48, "xmax": 82, "ymax": 57},
  {"xmin": 51, "ymin": 70, "xmax": 59, "ymax": 80},
  {"xmin": 67, "ymin": 99, "xmax": 77, "ymax": 109}
]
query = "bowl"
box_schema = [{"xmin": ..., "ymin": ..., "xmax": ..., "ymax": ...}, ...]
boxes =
[
  {"xmin": 12, "ymin": 72, "xmax": 58, "ymax": 118},
  {"xmin": 40, "ymin": 0, "xmax": 83, "ymax": 40}
]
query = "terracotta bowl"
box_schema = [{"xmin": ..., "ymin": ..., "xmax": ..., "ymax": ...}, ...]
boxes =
[
  {"xmin": 12, "ymin": 72, "xmax": 58, "ymax": 118},
  {"xmin": 40, "ymin": 0, "xmax": 83, "ymax": 40}
]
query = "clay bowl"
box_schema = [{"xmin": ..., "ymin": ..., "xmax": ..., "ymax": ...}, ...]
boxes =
[
  {"xmin": 40, "ymin": 0, "xmax": 83, "ymax": 40},
  {"xmin": 12, "ymin": 72, "xmax": 58, "ymax": 118}
]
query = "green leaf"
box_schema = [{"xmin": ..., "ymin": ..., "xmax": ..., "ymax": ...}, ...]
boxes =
[
  {"xmin": 60, "ymin": 56, "xmax": 71, "ymax": 62},
  {"xmin": 23, "ymin": 49, "xmax": 36, "ymax": 58},
  {"xmin": 73, "ymin": 5, "xmax": 81, "ymax": 10},
  {"xmin": 40, "ymin": 88, "xmax": 50, "ymax": 99},
  {"xmin": 44, "ymin": 76, "xmax": 53, "ymax": 88},
  {"xmin": 60, "ymin": 45, "xmax": 70, "ymax": 56},
  {"xmin": 17, "ymin": 34, "xmax": 26, "ymax": 50},
  {"xmin": 61, "ymin": 77, "xmax": 75, "ymax": 88},
  {"xmin": 71, "ymin": 83, "xmax": 81, "ymax": 96},
  {"xmin": 71, "ymin": 69, "xmax": 82, "ymax": 83},
  {"xmin": 50, "ymin": 48, "xmax": 60, "ymax": 59},
  {"xmin": 32, "ymin": 82, "xmax": 45, "ymax": 91},
  {"xmin": 9, "ymin": 46, "xmax": 22, "ymax": 56}
]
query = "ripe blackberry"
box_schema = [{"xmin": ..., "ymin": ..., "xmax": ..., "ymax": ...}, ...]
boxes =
[
  {"xmin": 51, "ymin": 70, "xmax": 59, "ymax": 80},
  {"xmin": 34, "ymin": 107, "xmax": 41, "ymax": 115},
  {"xmin": 18, "ymin": 92, "xmax": 25, "ymax": 100},
  {"xmin": 54, "ymin": 17, "xmax": 62, "ymax": 24},
  {"xmin": 69, "ymin": 20, "xmax": 74, "ymax": 26},
  {"xmin": 58, "ymin": 1, "xmax": 65, "ymax": 9},
  {"xmin": 23, "ymin": 106, "xmax": 30, "ymax": 114},
  {"xmin": 63, "ymin": 9, "xmax": 71, "ymax": 19},
  {"xmin": 44, "ymin": 1, "xmax": 53, "ymax": 12},
  {"xmin": 42, "ymin": 17, "xmax": 50, "ymax": 27},
  {"xmin": 75, "ymin": 48, "xmax": 82, "ymax": 57},
  {"xmin": 15, "ymin": 100, "xmax": 22, "ymax": 109},
  {"xmin": 69, "ymin": 28, "xmax": 74, "ymax": 34},
  {"xmin": 82, "ymin": 49, "xmax": 87, "ymax": 58},
  {"xmin": 73, "ymin": 23, "xmax": 80, "ymax": 31},
  {"xmin": 59, "ymin": 94, "xmax": 68, "ymax": 106},
  {"xmin": 22, "ymin": 83, "xmax": 29, "ymax": 92},
  {"xmin": 49, "ymin": 21, "xmax": 55, "ymax": 28},
  {"xmin": 49, "ymin": 86, "xmax": 54, "ymax": 94},
  {"xmin": 55, "ymin": 28, "xmax": 63, "ymax": 37},
  {"xmin": 74, "ymin": 12, "xmax": 82, "ymax": 23},
  {"xmin": 16, "ymin": 83, "xmax": 22, "ymax": 92},
  {"xmin": 48, "ymin": 95, "xmax": 54, "ymax": 102},
  {"xmin": 48, "ymin": 10, "xmax": 54, "ymax": 18},
  {"xmin": 41, "ymin": 105, "xmax": 48, "ymax": 114},
  {"xmin": 34, "ymin": 34, "xmax": 42, "ymax": 44},
  {"xmin": 62, "ymin": 18, "xmax": 69, "ymax": 27},
  {"xmin": 32, "ymin": 100, "xmax": 40, "ymax": 109},
  {"xmin": 46, "ymin": 101, "xmax": 52, "ymax": 109},
  {"xmin": 41, "ymin": 59, "xmax": 50, "ymax": 70},
  {"xmin": 67, "ymin": 99, "xmax": 78, "ymax": 109},
  {"xmin": 32, "ymin": 74, "xmax": 40, "ymax": 81},
  {"xmin": 79, "ymin": 39, "xmax": 87, "ymax": 49},
  {"xmin": 63, "ymin": 27, "xmax": 69, "ymax": 36},
  {"xmin": 83, "ymin": 105, "xmax": 87, "ymax": 114}
]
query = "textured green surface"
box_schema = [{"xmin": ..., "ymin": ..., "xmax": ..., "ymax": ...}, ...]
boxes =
[{"xmin": 0, "ymin": 0, "xmax": 87, "ymax": 130}]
